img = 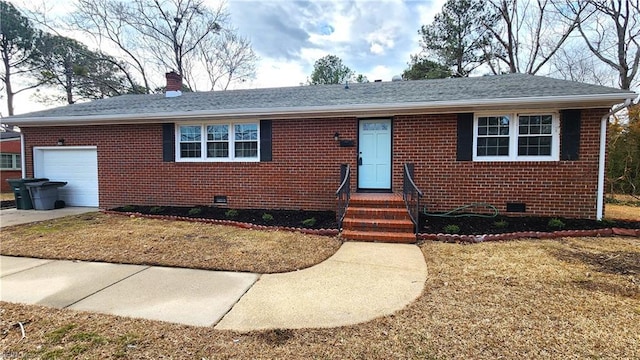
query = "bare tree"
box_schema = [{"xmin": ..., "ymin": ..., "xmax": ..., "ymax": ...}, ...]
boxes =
[
  {"xmin": 576, "ymin": 0, "xmax": 640, "ymax": 90},
  {"xmin": 126, "ymin": 0, "xmax": 225, "ymax": 90},
  {"xmin": 483, "ymin": 0, "xmax": 585, "ymax": 74},
  {"xmin": 71, "ymin": 0, "xmax": 153, "ymax": 92},
  {"xmin": 550, "ymin": 43, "xmax": 616, "ymax": 86},
  {"xmin": 70, "ymin": 0, "xmax": 255, "ymax": 92},
  {"xmin": 198, "ymin": 29, "xmax": 257, "ymax": 90}
]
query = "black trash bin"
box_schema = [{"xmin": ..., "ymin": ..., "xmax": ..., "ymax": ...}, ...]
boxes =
[
  {"xmin": 6, "ymin": 178, "xmax": 49, "ymax": 210},
  {"xmin": 25, "ymin": 181, "xmax": 67, "ymax": 210}
]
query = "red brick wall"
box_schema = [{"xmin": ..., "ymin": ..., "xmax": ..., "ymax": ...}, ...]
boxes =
[
  {"xmin": 22, "ymin": 118, "xmax": 358, "ymax": 210},
  {"xmin": 1, "ymin": 138, "xmax": 22, "ymax": 192},
  {"xmin": 21, "ymin": 108, "xmax": 607, "ymax": 219},
  {"xmin": 392, "ymin": 109, "xmax": 607, "ymax": 219},
  {"xmin": 0, "ymin": 138, "xmax": 21, "ymax": 153}
]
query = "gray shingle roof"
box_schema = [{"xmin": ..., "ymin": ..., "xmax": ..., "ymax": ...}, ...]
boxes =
[
  {"xmin": 0, "ymin": 130, "xmax": 21, "ymax": 140},
  {"xmin": 7, "ymin": 73, "xmax": 636, "ymax": 125}
]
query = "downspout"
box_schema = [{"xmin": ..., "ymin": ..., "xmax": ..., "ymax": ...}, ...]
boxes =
[
  {"xmin": 20, "ymin": 132, "xmax": 26, "ymax": 178},
  {"xmin": 597, "ymin": 98, "xmax": 634, "ymax": 220}
]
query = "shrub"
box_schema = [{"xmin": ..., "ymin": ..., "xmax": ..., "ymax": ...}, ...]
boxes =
[
  {"xmin": 493, "ymin": 219, "xmax": 509, "ymax": 228},
  {"xmin": 188, "ymin": 207, "xmax": 202, "ymax": 216},
  {"xmin": 149, "ymin": 206, "xmax": 164, "ymax": 214},
  {"xmin": 443, "ymin": 224, "xmax": 460, "ymax": 234},
  {"xmin": 262, "ymin": 213, "xmax": 274, "ymax": 222},
  {"xmin": 225, "ymin": 209, "xmax": 238, "ymax": 218},
  {"xmin": 301, "ymin": 217, "xmax": 317, "ymax": 227},
  {"xmin": 122, "ymin": 205, "xmax": 135, "ymax": 212},
  {"xmin": 548, "ymin": 218, "xmax": 565, "ymax": 229}
]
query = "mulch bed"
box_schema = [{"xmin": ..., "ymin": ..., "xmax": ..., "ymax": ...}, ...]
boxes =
[
  {"xmin": 419, "ymin": 213, "xmax": 640, "ymax": 235},
  {"xmin": 110, "ymin": 205, "xmax": 639, "ymax": 237},
  {"xmin": 110, "ymin": 205, "xmax": 338, "ymax": 230}
]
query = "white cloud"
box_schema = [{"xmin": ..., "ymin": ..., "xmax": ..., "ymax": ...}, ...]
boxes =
[{"xmin": 246, "ymin": 58, "xmax": 309, "ymax": 88}]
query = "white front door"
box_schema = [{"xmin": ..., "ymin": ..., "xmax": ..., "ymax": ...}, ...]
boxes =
[{"xmin": 358, "ymin": 119, "xmax": 392, "ymax": 190}]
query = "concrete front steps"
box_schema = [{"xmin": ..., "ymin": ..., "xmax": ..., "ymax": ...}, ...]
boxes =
[{"xmin": 341, "ymin": 193, "xmax": 416, "ymax": 243}]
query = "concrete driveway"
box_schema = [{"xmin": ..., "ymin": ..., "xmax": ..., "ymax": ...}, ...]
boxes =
[{"xmin": 0, "ymin": 207, "xmax": 99, "ymax": 228}]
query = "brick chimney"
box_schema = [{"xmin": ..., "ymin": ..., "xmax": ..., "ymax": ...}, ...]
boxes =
[{"xmin": 165, "ymin": 71, "xmax": 182, "ymax": 97}]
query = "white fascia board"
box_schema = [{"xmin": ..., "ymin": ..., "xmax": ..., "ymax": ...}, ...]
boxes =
[{"xmin": 8, "ymin": 92, "xmax": 637, "ymax": 127}]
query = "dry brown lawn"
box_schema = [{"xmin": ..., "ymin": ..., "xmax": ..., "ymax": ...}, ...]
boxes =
[
  {"xmin": 2, "ymin": 236, "xmax": 639, "ymax": 359},
  {"xmin": 606, "ymin": 204, "xmax": 640, "ymax": 221},
  {"xmin": 0, "ymin": 212, "xmax": 342, "ymax": 273}
]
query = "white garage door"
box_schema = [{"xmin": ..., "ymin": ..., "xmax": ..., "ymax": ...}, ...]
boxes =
[{"xmin": 33, "ymin": 147, "xmax": 99, "ymax": 207}]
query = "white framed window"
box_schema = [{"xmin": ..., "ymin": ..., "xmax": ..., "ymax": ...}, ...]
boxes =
[
  {"xmin": 0, "ymin": 153, "xmax": 21, "ymax": 170},
  {"xmin": 177, "ymin": 122, "xmax": 259, "ymax": 162},
  {"xmin": 473, "ymin": 112, "xmax": 559, "ymax": 161}
]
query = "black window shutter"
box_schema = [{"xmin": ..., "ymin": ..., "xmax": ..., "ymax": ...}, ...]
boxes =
[
  {"xmin": 457, "ymin": 113, "xmax": 474, "ymax": 161},
  {"xmin": 260, "ymin": 120, "xmax": 273, "ymax": 162},
  {"xmin": 162, "ymin": 123, "xmax": 175, "ymax": 162},
  {"xmin": 561, "ymin": 109, "xmax": 581, "ymax": 161}
]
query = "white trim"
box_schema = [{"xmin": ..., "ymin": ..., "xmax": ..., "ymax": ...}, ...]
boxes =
[
  {"xmin": 472, "ymin": 112, "xmax": 560, "ymax": 162},
  {"xmin": 175, "ymin": 121, "xmax": 260, "ymax": 162},
  {"xmin": 33, "ymin": 146, "xmax": 98, "ymax": 150},
  {"xmin": 21, "ymin": 133, "xmax": 26, "ymax": 178},
  {"xmin": 596, "ymin": 99, "xmax": 634, "ymax": 220},
  {"xmin": 7, "ymin": 93, "xmax": 636, "ymax": 126}
]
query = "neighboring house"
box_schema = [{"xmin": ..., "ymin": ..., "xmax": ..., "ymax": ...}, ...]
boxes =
[
  {"xmin": 6, "ymin": 73, "xmax": 636, "ymax": 221},
  {"xmin": 0, "ymin": 131, "xmax": 22, "ymax": 193}
]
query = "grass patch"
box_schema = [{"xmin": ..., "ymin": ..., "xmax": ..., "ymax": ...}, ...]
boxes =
[
  {"xmin": 606, "ymin": 204, "xmax": 640, "ymax": 221},
  {"xmin": 0, "ymin": 213, "xmax": 341, "ymax": 273},
  {"xmin": 46, "ymin": 324, "xmax": 77, "ymax": 343}
]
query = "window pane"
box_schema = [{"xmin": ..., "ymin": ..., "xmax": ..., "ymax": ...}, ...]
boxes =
[
  {"xmin": 207, "ymin": 125, "xmax": 228, "ymax": 141},
  {"xmin": 0, "ymin": 154, "xmax": 12, "ymax": 169},
  {"xmin": 15, "ymin": 154, "xmax": 20, "ymax": 168},
  {"xmin": 477, "ymin": 136, "xmax": 509, "ymax": 157},
  {"xmin": 519, "ymin": 115, "xmax": 552, "ymax": 136},
  {"xmin": 180, "ymin": 126, "xmax": 201, "ymax": 141},
  {"xmin": 518, "ymin": 136, "xmax": 552, "ymax": 156},
  {"xmin": 235, "ymin": 141, "xmax": 258, "ymax": 158},
  {"xmin": 477, "ymin": 116, "xmax": 509, "ymax": 157},
  {"xmin": 235, "ymin": 124, "xmax": 258, "ymax": 141},
  {"xmin": 180, "ymin": 143, "xmax": 201, "ymax": 158},
  {"xmin": 207, "ymin": 142, "xmax": 229, "ymax": 158}
]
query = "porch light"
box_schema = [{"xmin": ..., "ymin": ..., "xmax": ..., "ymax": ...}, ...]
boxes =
[
  {"xmin": 334, "ymin": 132, "xmax": 340, "ymax": 141},
  {"xmin": 57, "ymin": 139, "xmax": 65, "ymax": 146}
]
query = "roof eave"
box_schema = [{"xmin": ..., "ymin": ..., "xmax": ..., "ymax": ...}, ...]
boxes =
[{"xmin": 8, "ymin": 93, "xmax": 636, "ymax": 127}]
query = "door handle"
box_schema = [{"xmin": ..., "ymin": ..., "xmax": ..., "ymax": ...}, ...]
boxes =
[{"xmin": 358, "ymin": 157, "xmax": 363, "ymax": 165}]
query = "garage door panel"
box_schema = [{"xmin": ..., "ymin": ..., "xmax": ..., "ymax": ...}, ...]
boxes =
[{"xmin": 34, "ymin": 147, "xmax": 98, "ymax": 207}]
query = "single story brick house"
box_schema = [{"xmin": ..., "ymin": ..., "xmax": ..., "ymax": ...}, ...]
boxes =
[
  {"xmin": 1, "ymin": 130, "xmax": 22, "ymax": 193},
  {"xmin": 6, "ymin": 73, "xmax": 636, "ymax": 221}
]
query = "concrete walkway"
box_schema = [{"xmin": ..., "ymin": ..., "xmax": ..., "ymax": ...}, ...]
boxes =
[
  {"xmin": 0, "ymin": 207, "xmax": 99, "ymax": 227},
  {"xmin": 1, "ymin": 243, "xmax": 427, "ymax": 330}
]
